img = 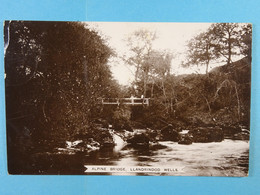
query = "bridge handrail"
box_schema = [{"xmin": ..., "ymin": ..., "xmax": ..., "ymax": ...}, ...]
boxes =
[
  {"xmin": 100, "ymin": 97, "xmax": 150, "ymax": 100},
  {"xmin": 99, "ymin": 97, "xmax": 150, "ymax": 105}
]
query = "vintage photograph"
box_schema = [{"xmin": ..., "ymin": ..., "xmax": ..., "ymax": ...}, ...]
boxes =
[{"xmin": 4, "ymin": 21, "xmax": 251, "ymax": 176}]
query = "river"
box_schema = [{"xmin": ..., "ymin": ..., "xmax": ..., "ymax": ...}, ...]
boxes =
[{"xmin": 83, "ymin": 132, "xmax": 249, "ymax": 176}]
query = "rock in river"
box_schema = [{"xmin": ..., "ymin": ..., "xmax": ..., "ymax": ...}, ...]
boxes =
[
  {"xmin": 191, "ymin": 127, "xmax": 224, "ymax": 143},
  {"xmin": 233, "ymin": 132, "xmax": 250, "ymax": 140},
  {"xmin": 127, "ymin": 133, "xmax": 150, "ymax": 146},
  {"xmin": 160, "ymin": 124, "xmax": 180, "ymax": 142},
  {"xmin": 178, "ymin": 136, "xmax": 193, "ymax": 145}
]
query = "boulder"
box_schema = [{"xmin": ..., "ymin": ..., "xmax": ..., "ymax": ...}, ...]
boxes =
[
  {"xmin": 101, "ymin": 136, "xmax": 115, "ymax": 147},
  {"xmin": 233, "ymin": 132, "xmax": 250, "ymax": 140},
  {"xmin": 146, "ymin": 128, "xmax": 160, "ymax": 141},
  {"xmin": 222, "ymin": 125, "xmax": 241, "ymax": 139},
  {"xmin": 178, "ymin": 139, "xmax": 192, "ymax": 145},
  {"xmin": 161, "ymin": 124, "xmax": 180, "ymax": 142},
  {"xmin": 191, "ymin": 127, "xmax": 224, "ymax": 143},
  {"xmin": 84, "ymin": 138, "xmax": 101, "ymax": 151},
  {"xmin": 127, "ymin": 133, "xmax": 150, "ymax": 145},
  {"xmin": 178, "ymin": 135, "xmax": 193, "ymax": 145}
]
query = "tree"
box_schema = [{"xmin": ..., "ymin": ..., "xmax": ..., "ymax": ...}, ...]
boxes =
[
  {"xmin": 5, "ymin": 21, "xmax": 114, "ymax": 157},
  {"xmin": 239, "ymin": 24, "xmax": 252, "ymax": 62},
  {"xmin": 147, "ymin": 50, "xmax": 173, "ymax": 98},
  {"xmin": 185, "ymin": 30, "xmax": 218, "ymax": 75},
  {"xmin": 211, "ymin": 23, "xmax": 241, "ymax": 67},
  {"xmin": 184, "ymin": 23, "xmax": 251, "ymax": 74},
  {"xmin": 124, "ymin": 29, "xmax": 157, "ymax": 97}
]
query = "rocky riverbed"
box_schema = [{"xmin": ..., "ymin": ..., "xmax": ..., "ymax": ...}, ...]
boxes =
[
  {"xmin": 51, "ymin": 123, "xmax": 250, "ymax": 156},
  {"xmin": 23, "ymin": 124, "xmax": 250, "ymax": 175}
]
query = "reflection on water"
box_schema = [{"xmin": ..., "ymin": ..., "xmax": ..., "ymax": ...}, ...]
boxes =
[{"xmin": 84, "ymin": 139, "xmax": 249, "ymax": 176}]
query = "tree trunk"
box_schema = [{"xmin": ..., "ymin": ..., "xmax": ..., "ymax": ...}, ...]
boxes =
[
  {"xmin": 205, "ymin": 45, "xmax": 209, "ymax": 76},
  {"xmin": 202, "ymin": 94, "xmax": 211, "ymax": 113},
  {"xmin": 151, "ymin": 80, "xmax": 154, "ymax": 98},
  {"xmin": 234, "ymin": 84, "xmax": 241, "ymax": 121},
  {"xmin": 206, "ymin": 61, "xmax": 209, "ymax": 77},
  {"xmin": 143, "ymin": 72, "xmax": 147, "ymax": 97},
  {"xmin": 162, "ymin": 80, "xmax": 166, "ymax": 98},
  {"xmin": 135, "ymin": 64, "xmax": 140, "ymax": 83},
  {"xmin": 227, "ymin": 31, "xmax": 232, "ymax": 66}
]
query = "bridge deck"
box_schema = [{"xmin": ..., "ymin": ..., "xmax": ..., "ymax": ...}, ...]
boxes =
[{"xmin": 100, "ymin": 98, "xmax": 149, "ymax": 106}]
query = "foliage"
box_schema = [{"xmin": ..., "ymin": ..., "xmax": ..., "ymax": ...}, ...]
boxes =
[
  {"xmin": 239, "ymin": 24, "xmax": 252, "ymax": 61},
  {"xmin": 210, "ymin": 23, "xmax": 241, "ymax": 66},
  {"xmin": 112, "ymin": 106, "xmax": 132, "ymax": 131},
  {"xmin": 184, "ymin": 23, "xmax": 252, "ymax": 74},
  {"xmin": 5, "ymin": 21, "xmax": 115, "ymax": 147},
  {"xmin": 124, "ymin": 29, "xmax": 157, "ymax": 97},
  {"xmin": 185, "ymin": 30, "xmax": 218, "ymax": 74}
]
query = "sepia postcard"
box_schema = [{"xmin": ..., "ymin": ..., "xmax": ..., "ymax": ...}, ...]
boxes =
[{"xmin": 4, "ymin": 21, "xmax": 251, "ymax": 176}]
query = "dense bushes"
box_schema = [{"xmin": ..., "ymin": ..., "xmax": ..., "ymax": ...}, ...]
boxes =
[
  {"xmin": 5, "ymin": 21, "xmax": 117, "ymax": 172},
  {"xmin": 127, "ymin": 56, "xmax": 251, "ymax": 130}
]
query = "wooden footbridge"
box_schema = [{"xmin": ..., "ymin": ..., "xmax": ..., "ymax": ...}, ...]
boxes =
[{"xmin": 99, "ymin": 97, "xmax": 150, "ymax": 106}]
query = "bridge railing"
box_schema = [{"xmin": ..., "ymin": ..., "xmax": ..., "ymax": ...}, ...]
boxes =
[{"xmin": 99, "ymin": 98, "xmax": 149, "ymax": 106}]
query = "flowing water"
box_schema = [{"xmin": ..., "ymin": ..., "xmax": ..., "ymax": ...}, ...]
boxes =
[{"xmin": 83, "ymin": 131, "xmax": 249, "ymax": 176}]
